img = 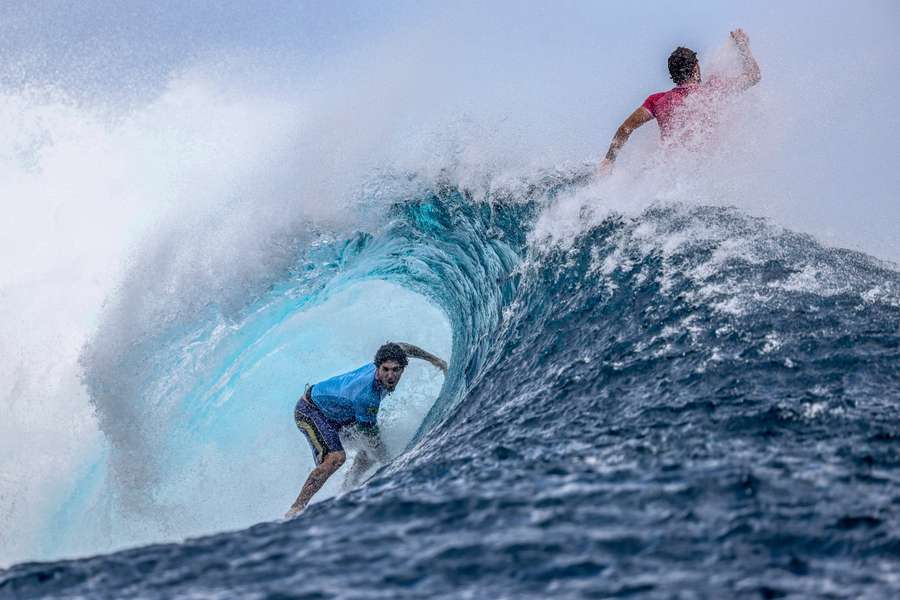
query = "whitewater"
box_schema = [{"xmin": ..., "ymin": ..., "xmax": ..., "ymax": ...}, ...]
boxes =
[{"xmin": 2, "ymin": 2, "xmax": 899, "ymax": 598}]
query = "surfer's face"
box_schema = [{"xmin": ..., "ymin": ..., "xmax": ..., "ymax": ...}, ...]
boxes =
[{"xmin": 376, "ymin": 360, "xmax": 404, "ymax": 392}]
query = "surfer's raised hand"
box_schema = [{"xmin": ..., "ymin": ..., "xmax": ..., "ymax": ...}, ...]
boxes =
[
  {"xmin": 730, "ymin": 28, "xmax": 750, "ymax": 49},
  {"xmin": 729, "ymin": 28, "xmax": 761, "ymax": 89}
]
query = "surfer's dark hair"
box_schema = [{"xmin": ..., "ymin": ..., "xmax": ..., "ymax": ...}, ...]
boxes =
[
  {"xmin": 375, "ymin": 343, "xmax": 408, "ymax": 367},
  {"xmin": 668, "ymin": 47, "xmax": 698, "ymax": 84}
]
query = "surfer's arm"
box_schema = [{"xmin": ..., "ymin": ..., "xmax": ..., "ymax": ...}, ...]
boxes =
[
  {"xmin": 356, "ymin": 423, "xmax": 389, "ymax": 462},
  {"xmin": 343, "ymin": 423, "xmax": 387, "ymax": 488},
  {"xmin": 598, "ymin": 106, "xmax": 653, "ymax": 175},
  {"xmin": 357, "ymin": 422, "xmax": 380, "ymax": 442},
  {"xmin": 395, "ymin": 342, "xmax": 448, "ymax": 373},
  {"xmin": 728, "ymin": 28, "xmax": 761, "ymax": 91}
]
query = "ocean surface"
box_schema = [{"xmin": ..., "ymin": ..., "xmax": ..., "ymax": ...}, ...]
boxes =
[{"xmin": 2, "ymin": 170, "xmax": 899, "ymax": 598}]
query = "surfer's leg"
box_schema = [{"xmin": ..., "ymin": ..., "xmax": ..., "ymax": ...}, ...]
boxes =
[
  {"xmin": 287, "ymin": 450, "xmax": 346, "ymax": 517},
  {"xmin": 288, "ymin": 397, "xmax": 346, "ymax": 517}
]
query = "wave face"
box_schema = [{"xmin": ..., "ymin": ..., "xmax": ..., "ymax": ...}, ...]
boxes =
[{"xmin": 3, "ymin": 175, "xmax": 900, "ymax": 598}]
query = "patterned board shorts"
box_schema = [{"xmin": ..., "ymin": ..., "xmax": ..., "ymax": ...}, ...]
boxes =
[{"xmin": 294, "ymin": 388, "xmax": 344, "ymax": 465}]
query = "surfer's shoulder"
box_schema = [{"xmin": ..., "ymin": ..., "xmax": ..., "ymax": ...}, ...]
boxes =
[{"xmin": 642, "ymin": 91, "xmax": 668, "ymax": 117}]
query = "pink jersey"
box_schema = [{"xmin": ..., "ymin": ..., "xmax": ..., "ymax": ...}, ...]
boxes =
[{"xmin": 642, "ymin": 76, "xmax": 725, "ymax": 139}]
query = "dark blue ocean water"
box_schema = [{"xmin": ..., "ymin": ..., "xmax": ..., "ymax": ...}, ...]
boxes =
[{"xmin": 3, "ymin": 177, "xmax": 900, "ymax": 599}]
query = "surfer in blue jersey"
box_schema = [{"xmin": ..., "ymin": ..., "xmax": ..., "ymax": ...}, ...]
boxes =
[{"xmin": 286, "ymin": 342, "xmax": 448, "ymax": 517}]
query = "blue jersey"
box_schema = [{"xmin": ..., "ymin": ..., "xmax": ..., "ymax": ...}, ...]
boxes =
[{"xmin": 310, "ymin": 363, "xmax": 384, "ymax": 426}]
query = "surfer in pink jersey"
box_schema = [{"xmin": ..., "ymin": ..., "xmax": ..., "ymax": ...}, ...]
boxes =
[{"xmin": 597, "ymin": 28, "xmax": 761, "ymax": 175}]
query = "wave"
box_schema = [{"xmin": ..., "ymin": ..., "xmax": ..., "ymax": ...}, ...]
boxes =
[{"xmin": 4, "ymin": 168, "xmax": 900, "ymax": 596}]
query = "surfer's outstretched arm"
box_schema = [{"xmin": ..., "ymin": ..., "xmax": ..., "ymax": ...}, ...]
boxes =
[
  {"xmin": 395, "ymin": 342, "xmax": 448, "ymax": 373},
  {"xmin": 597, "ymin": 106, "xmax": 653, "ymax": 175},
  {"xmin": 726, "ymin": 28, "xmax": 761, "ymax": 92}
]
